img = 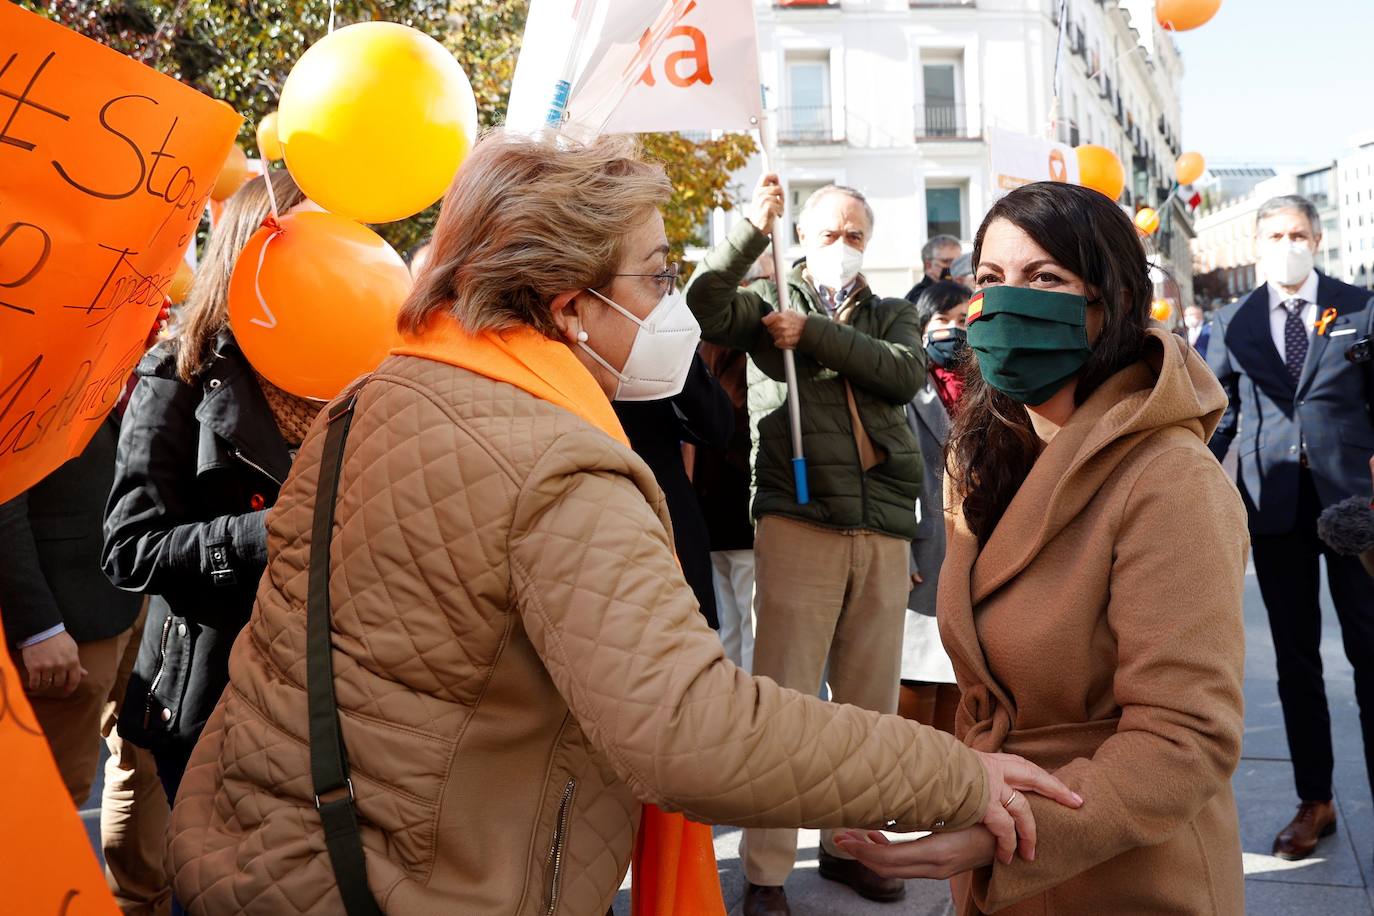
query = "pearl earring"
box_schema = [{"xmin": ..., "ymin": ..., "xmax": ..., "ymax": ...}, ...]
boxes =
[{"xmin": 576, "ymin": 330, "xmax": 589, "ymax": 343}]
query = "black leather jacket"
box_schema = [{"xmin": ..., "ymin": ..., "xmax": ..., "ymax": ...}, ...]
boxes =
[{"xmin": 103, "ymin": 332, "xmax": 294, "ymax": 751}]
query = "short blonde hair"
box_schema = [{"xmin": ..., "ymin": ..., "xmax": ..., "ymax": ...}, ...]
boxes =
[{"xmin": 399, "ymin": 130, "xmax": 672, "ymax": 337}]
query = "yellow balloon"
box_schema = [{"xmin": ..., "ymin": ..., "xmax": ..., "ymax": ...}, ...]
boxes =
[
  {"xmin": 1075, "ymin": 145, "xmax": 1126, "ymax": 201},
  {"xmin": 1151, "ymin": 299, "xmax": 1174, "ymax": 322},
  {"xmin": 277, "ymin": 22, "xmax": 479, "ymax": 224},
  {"xmin": 257, "ymin": 112, "xmax": 284, "ymax": 162},
  {"xmin": 1175, "ymin": 151, "xmax": 1206, "ymax": 186},
  {"xmin": 1156, "ymin": 0, "xmax": 1222, "ymax": 32},
  {"xmin": 1134, "ymin": 207, "xmax": 1161, "ymax": 236}
]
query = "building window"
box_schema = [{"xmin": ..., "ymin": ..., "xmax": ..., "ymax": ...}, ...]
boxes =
[
  {"xmin": 926, "ymin": 186, "xmax": 964, "ymax": 240},
  {"xmin": 919, "ymin": 58, "xmax": 965, "ymax": 138},
  {"xmin": 781, "ymin": 55, "xmax": 832, "ymax": 143}
]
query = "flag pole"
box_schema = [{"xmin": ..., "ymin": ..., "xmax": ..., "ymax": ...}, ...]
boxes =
[{"xmin": 756, "ymin": 113, "xmax": 809, "ymax": 505}]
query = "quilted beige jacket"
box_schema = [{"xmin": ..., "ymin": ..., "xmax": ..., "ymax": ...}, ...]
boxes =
[{"xmin": 167, "ymin": 354, "xmax": 989, "ymax": 915}]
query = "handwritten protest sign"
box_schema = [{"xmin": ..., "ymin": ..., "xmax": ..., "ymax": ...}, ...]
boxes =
[{"xmin": 0, "ymin": 4, "xmax": 242, "ymax": 503}]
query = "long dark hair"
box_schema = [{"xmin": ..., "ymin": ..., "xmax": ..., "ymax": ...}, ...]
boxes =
[{"xmin": 948, "ymin": 182, "xmax": 1151, "ymax": 544}]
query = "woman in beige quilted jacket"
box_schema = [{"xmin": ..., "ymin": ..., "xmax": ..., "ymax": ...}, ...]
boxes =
[{"xmin": 166, "ymin": 131, "xmax": 1079, "ymax": 916}]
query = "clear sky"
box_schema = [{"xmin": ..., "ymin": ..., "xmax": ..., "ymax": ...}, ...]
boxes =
[{"xmin": 1170, "ymin": 0, "xmax": 1374, "ymax": 167}]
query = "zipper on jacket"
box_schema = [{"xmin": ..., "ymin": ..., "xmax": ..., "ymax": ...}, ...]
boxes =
[
  {"xmin": 142, "ymin": 616, "xmax": 174, "ymax": 730},
  {"xmin": 232, "ymin": 448, "xmax": 283, "ymax": 486},
  {"xmin": 543, "ymin": 778, "xmax": 577, "ymax": 916}
]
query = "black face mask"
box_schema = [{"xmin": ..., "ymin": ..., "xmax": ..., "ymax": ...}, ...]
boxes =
[{"xmin": 925, "ymin": 326, "xmax": 967, "ymax": 368}]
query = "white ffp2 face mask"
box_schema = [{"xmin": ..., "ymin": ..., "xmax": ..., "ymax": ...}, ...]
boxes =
[
  {"xmin": 806, "ymin": 241, "xmax": 864, "ymax": 291},
  {"xmin": 1261, "ymin": 241, "xmax": 1316, "ymax": 287},
  {"xmin": 578, "ymin": 288, "xmax": 701, "ymax": 401}
]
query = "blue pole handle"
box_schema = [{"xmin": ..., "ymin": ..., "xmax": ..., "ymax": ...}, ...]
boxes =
[{"xmin": 792, "ymin": 457, "xmax": 810, "ymax": 505}]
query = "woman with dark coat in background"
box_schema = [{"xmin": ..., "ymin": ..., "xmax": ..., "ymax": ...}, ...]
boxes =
[
  {"xmin": 614, "ymin": 352, "xmax": 735, "ymax": 629},
  {"xmin": 900, "ymin": 280, "xmax": 971, "ymax": 732},
  {"xmin": 101, "ymin": 171, "xmax": 311, "ymax": 805}
]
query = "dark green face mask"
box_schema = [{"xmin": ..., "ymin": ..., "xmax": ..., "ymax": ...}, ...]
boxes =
[{"xmin": 965, "ymin": 286, "xmax": 1092, "ymax": 406}]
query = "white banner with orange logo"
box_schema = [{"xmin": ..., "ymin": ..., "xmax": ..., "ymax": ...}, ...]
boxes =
[
  {"xmin": 604, "ymin": 0, "xmax": 762, "ymax": 134},
  {"xmin": 989, "ymin": 127, "xmax": 1080, "ymax": 198},
  {"xmin": 506, "ymin": 0, "xmax": 762, "ymax": 139}
]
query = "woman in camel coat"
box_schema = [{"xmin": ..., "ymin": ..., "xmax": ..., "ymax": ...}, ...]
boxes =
[{"xmin": 836, "ymin": 182, "xmax": 1248, "ymax": 914}]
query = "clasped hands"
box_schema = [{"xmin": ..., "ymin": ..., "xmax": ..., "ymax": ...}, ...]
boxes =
[{"xmin": 833, "ymin": 750, "xmax": 1083, "ymax": 880}]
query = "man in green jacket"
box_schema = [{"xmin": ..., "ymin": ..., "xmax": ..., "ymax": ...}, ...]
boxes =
[{"xmin": 685, "ymin": 176, "xmax": 924, "ymax": 914}]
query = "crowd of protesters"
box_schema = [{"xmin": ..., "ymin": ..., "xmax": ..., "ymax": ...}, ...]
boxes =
[{"xmin": 4, "ymin": 127, "xmax": 1373, "ymax": 916}]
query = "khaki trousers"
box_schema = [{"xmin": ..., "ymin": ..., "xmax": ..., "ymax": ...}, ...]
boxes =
[
  {"xmin": 739, "ymin": 515, "xmax": 910, "ymax": 887},
  {"xmin": 22, "ymin": 632, "xmax": 126, "ymax": 806},
  {"xmin": 101, "ymin": 605, "xmax": 171, "ymax": 916}
]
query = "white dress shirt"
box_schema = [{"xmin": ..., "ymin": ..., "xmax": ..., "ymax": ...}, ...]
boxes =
[{"xmin": 1266, "ymin": 270, "xmax": 1320, "ymax": 362}]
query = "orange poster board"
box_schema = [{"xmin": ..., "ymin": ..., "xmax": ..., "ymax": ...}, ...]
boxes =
[
  {"xmin": 0, "ymin": 614, "xmax": 120, "ymax": 914},
  {"xmin": 0, "ymin": 10, "xmax": 240, "ymax": 905},
  {"xmin": 0, "ymin": 4, "xmax": 242, "ymax": 503}
]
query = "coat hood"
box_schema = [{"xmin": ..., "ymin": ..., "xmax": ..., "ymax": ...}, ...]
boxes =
[{"xmin": 967, "ymin": 328, "xmax": 1228, "ymax": 605}]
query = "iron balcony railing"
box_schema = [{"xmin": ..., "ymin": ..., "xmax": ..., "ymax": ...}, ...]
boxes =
[
  {"xmin": 776, "ymin": 106, "xmax": 843, "ymax": 144},
  {"xmin": 914, "ymin": 104, "xmax": 979, "ymax": 140}
]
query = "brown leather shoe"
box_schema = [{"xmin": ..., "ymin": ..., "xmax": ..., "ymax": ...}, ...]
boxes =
[
  {"xmin": 1272, "ymin": 800, "xmax": 1338, "ymax": 860},
  {"xmin": 742, "ymin": 882, "xmax": 791, "ymax": 916},
  {"xmin": 818, "ymin": 848, "xmax": 906, "ymax": 902}
]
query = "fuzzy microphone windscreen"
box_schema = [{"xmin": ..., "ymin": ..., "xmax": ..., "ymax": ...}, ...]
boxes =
[{"xmin": 1317, "ymin": 496, "xmax": 1374, "ymax": 556}]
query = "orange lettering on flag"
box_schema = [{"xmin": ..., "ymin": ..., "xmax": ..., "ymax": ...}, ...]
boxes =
[
  {"xmin": 635, "ymin": 0, "xmax": 714, "ymax": 89},
  {"xmin": 0, "ymin": 4, "xmax": 241, "ymax": 505}
]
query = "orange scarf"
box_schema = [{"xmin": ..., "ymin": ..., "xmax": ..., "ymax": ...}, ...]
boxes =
[{"xmin": 393, "ymin": 319, "xmax": 726, "ymax": 916}]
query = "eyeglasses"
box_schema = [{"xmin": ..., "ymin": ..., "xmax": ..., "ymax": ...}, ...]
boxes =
[{"xmin": 613, "ymin": 262, "xmax": 682, "ymax": 299}]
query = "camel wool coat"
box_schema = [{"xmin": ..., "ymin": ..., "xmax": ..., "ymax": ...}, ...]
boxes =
[{"xmin": 943, "ymin": 330, "xmax": 1249, "ymax": 914}]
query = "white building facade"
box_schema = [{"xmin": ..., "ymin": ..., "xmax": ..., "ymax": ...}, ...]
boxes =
[
  {"xmin": 1191, "ymin": 137, "xmax": 1374, "ymax": 307},
  {"xmin": 701, "ymin": 0, "xmax": 1194, "ymax": 301}
]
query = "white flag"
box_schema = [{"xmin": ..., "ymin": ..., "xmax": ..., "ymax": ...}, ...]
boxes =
[
  {"xmin": 507, "ymin": 0, "xmax": 762, "ymax": 140},
  {"xmin": 988, "ymin": 127, "xmax": 1081, "ymax": 200}
]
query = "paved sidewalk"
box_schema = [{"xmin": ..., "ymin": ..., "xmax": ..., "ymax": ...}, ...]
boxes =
[{"xmin": 612, "ymin": 561, "xmax": 1374, "ymax": 914}]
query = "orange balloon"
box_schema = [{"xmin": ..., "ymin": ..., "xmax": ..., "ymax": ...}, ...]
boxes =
[
  {"xmin": 211, "ymin": 144, "xmax": 252, "ymax": 201},
  {"xmin": 1151, "ymin": 299, "xmax": 1173, "ymax": 322},
  {"xmin": 1175, "ymin": 151, "xmax": 1206, "ymax": 186},
  {"xmin": 167, "ymin": 260, "xmax": 195, "ymax": 304},
  {"xmin": 227, "ymin": 211, "xmax": 411, "ymax": 400},
  {"xmin": 1156, "ymin": 0, "xmax": 1222, "ymax": 31},
  {"xmin": 1134, "ymin": 207, "xmax": 1161, "ymax": 236},
  {"xmin": 1075, "ymin": 145, "xmax": 1126, "ymax": 201}
]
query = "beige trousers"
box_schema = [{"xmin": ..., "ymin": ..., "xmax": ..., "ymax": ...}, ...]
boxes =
[
  {"xmin": 100, "ymin": 605, "xmax": 171, "ymax": 916},
  {"xmin": 22, "ymin": 632, "xmax": 126, "ymax": 806},
  {"xmin": 739, "ymin": 515, "xmax": 911, "ymax": 887}
]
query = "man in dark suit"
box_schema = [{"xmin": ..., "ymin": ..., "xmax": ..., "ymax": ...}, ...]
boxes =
[
  {"xmin": 1208, "ymin": 194, "xmax": 1374, "ymax": 861},
  {"xmin": 1182, "ymin": 304, "xmax": 1211, "ymax": 356},
  {"xmin": 904, "ymin": 234, "xmax": 961, "ymax": 303}
]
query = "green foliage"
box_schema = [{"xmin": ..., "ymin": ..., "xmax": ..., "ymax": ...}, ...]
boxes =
[{"xmin": 18, "ymin": 0, "xmax": 755, "ymax": 260}]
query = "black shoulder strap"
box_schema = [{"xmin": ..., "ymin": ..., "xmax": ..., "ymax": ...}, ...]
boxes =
[{"xmin": 307, "ymin": 379, "xmax": 383, "ymax": 916}]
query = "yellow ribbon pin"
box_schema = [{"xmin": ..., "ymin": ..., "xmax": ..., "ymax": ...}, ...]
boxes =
[{"xmin": 1316, "ymin": 307, "xmax": 1338, "ymax": 336}]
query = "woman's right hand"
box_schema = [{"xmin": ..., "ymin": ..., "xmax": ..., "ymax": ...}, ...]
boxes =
[
  {"xmin": 974, "ymin": 750, "xmax": 1083, "ymax": 865},
  {"xmin": 749, "ymin": 173, "xmax": 784, "ymax": 235}
]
